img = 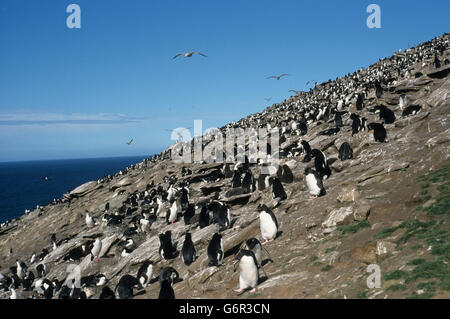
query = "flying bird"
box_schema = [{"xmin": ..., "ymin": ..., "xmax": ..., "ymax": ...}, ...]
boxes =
[
  {"xmin": 42, "ymin": 177, "xmax": 52, "ymax": 182},
  {"xmin": 264, "ymin": 97, "xmax": 272, "ymax": 102},
  {"xmin": 288, "ymin": 90, "xmax": 301, "ymax": 94},
  {"xmin": 126, "ymin": 139, "xmax": 133, "ymax": 145},
  {"xmin": 306, "ymin": 80, "xmax": 315, "ymax": 85},
  {"xmin": 173, "ymin": 52, "xmax": 207, "ymax": 59},
  {"xmin": 266, "ymin": 74, "xmax": 289, "ymax": 80},
  {"xmin": 164, "ymin": 128, "xmax": 191, "ymax": 141}
]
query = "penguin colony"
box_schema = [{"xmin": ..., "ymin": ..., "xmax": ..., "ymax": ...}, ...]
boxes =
[{"xmin": 0, "ymin": 34, "xmax": 449, "ymax": 299}]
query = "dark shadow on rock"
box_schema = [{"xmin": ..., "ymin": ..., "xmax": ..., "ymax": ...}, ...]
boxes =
[
  {"xmin": 261, "ymin": 258, "xmax": 273, "ymax": 267},
  {"xmin": 327, "ymin": 157, "xmax": 339, "ymax": 166},
  {"xmin": 224, "ymin": 241, "xmax": 243, "ymax": 259},
  {"xmin": 258, "ymin": 276, "xmax": 268, "ymax": 285},
  {"xmin": 133, "ymin": 290, "xmax": 146, "ymax": 297}
]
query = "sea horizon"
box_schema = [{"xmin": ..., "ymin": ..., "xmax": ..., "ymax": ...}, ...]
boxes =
[
  {"xmin": 0, "ymin": 155, "xmax": 152, "ymax": 223},
  {"xmin": 0, "ymin": 154, "xmax": 153, "ymax": 164}
]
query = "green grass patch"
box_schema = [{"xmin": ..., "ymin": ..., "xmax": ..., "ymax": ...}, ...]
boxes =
[
  {"xmin": 411, "ymin": 282, "xmax": 437, "ymax": 299},
  {"xmin": 356, "ymin": 290, "xmax": 368, "ymax": 299},
  {"xmin": 418, "ymin": 163, "xmax": 450, "ymax": 217},
  {"xmin": 312, "ymin": 261, "xmax": 323, "ymax": 267},
  {"xmin": 386, "ymin": 284, "xmax": 407, "ymax": 291},
  {"xmin": 408, "ymin": 258, "xmax": 426, "ymax": 266},
  {"xmin": 406, "ymin": 258, "xmax": 450, "ymax": 287},
  {"xmin": 396, "ymin": 220, "xmax": 435, "ymax": 244},
  {"xmin": 338, "ymin": 220, "xmax": 371, "ymax": 235},
  {"xmin": 385, "ymin": 270, "xmax": 408, "ymax": 281},
  {"xmin": 374, "ymin": 225, "xmax": 402, "ymax": 239},
  {"xmin": 325, "ymin": 246, "xmax": 337, "ymax": 254},
  {"xmin": 310, "ymin": 255, "xmax": 318, "ymax": 262},
  {"xmin": 320, "ymin": 265, "xmax": 333, "ymax": 272}
]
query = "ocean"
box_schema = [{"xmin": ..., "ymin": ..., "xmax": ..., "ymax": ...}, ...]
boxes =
[{"xmin": 0, "ymin": 155, "xmax": 149, "ymax": 223}]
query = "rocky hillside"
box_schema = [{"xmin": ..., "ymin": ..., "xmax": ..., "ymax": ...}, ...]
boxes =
[{"xmin": 1, "ymin": 33, "xmax": 449, "ymax": 299}]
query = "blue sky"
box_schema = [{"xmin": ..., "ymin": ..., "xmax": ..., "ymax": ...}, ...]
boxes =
[{"xmin": 0, "ymin": 0, "xmax": 449, "ymax": 162}]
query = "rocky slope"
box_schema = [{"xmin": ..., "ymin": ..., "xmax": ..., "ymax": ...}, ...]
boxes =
[{"xmin": 1, "ymin": 33, "xmax": 449, "ymax": 299}]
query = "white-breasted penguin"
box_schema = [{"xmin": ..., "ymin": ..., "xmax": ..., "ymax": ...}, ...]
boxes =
[
  {"xmin": 51, "ymin": 233, "xmax": 57, "ymax": 251},
  {"xmin": 233, "ymin": 249, "xmax": 260, "ymax": 294},
  {"xmin": 304, "ymin": 167, "xmax": 326, "ymax": 198},
  {"xmin": 311, "ymin": 149, "xmax": 331, "ymax": 180},
  {"xmin": 166, "ymin": 201, "xmax": 178, "ymax": 224},
  {"xmin": 136, "ymin": 260, "xmax": 153, "ymax": 289},
  {"xmin": 85, "ymin": 212, "xmax": 95, "ymax": 229},
  {"xmin": 90, "ymin": 238, "xmax": 102, "ymax": 262},
  {"xmin": 244, "ymin": 238, "xmax": 272, "ymax": 266},
  {"xmin": 256, "ymin": 204, "xmax": 278, "ymax": 245}
]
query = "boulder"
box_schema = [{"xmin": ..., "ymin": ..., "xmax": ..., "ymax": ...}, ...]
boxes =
[
  {"xmin": 322, "ymin": 207, "xmax": 353, "ymax": 228},
  {"xmin": 337, "ymin": 187, "xmax": 360, "ymax": 203}
]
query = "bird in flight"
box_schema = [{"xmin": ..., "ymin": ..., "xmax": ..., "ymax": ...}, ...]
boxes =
[
  {"xmin": 42, "ymin": 177, "xmax": 52, "ymax": 182},
  {"xmin": 126, "ymin": 139, "xmax": 134, "ymax": 145},
  {"xmin": 173, "ymin": 52, "xmax": 207, "ymax": 59},
  {"xmin": 306, "ymin": 80, "xmax": 315, "ymax": 85},
  {"xmin": 164, "ymin": 128, "xmax": 191, "ymax": 141},
  {"xmin": 264, "ymin": 97, "xmax": 272, "ymax": 102},
  {"xmin": 288, "ymin": 90, "xmax": 301, "ymax": 94},
  {"xmin": 266, "ymin": 74, "xmax": 289, "ymax": 80}
]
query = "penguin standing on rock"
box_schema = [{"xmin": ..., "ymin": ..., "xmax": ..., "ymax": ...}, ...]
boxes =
[
  {"xmin": 311, "ymin": 149, "xmax": 331, "ymax": 180},
  {"xmin": 338, "ymin": 142, "xmax": 353, "ymax": 161},
  {"xmin": 136, "ymin": 261, "xmax": 153, "ymax": 289},
  {"xmin": 36, "ymin": 264, "xmax": 46, "ymax": 278},
  {"xmin": 166, "ymin": 201, "xmax": 178, "ymax": 224},
  {"xmin": 270, "ymin": 177, "xmax": 287, "ymax": 200},
  {"xmin": 198, "ymin": 204, "xmax": 210, "ymax": 228},
  {"xmin": 183, "ymin": 204, "xmax": 195, "ymax": 225},
  {"xmin": 207, "ymin": 233, "xmax": 224, "ymax": 267},
  {"xmin": 367, "ymin": 122, "xmax": 387, "ymax": 143},
  {"xmin": 99, "ymin": 286, "xmax": 116, "ymax": 299},
  {"xmin": 256, "ymin": 204, "xmax": 278, "ymax": 245},
  {"xmin": 350, "ymin": 114, "xmax": 361, "ymax": 136},
  {"xmin": 233, "ymin": 249, "xmax": 260, "ymax": 294},
  {"xmin": 304, "ymin": 167, "xmax": 326, "ymax": 199},
  {"xmin": 241, "ymin": 170, "xmax": 255, "ymax": 193},
  {"xmin": 181, "ymin": 232, "xmax": 196, "ymax": 266},
  {"xmin": 85, "ymin": 212, "xmax": 95, "ymax": 229},
  {"xmin": 301, "ymin": 140, "xmax": 312, "ymax": 162},
  {"xmin": 90, "ymin": 238, "xmax": 102, "ymax": 262},
  {"xmin": 209, "ymin": 202, "xmax": 231, "ymax": 231},
  {"xmin": 375, "ymin": 80, "xmax": 383, "ymax": 98},
  {"xmin": 115, "ymin": 275, "xmax": 139, "ymax": 299},
  {"xmin": 244, "ymin": 238, "xmax": 272, "ymax": 266},
  {"xmin": 159, "ymin": 231, "xmax": 177, "ymax": 260},
  {"xmin": 231, "ymin": 170, "xmax": 241, "ymax": 188},
  {"xmin": 159, "ymin": 267, "xmax": 180, "ymax": 284},
  {"xmin": 277, "ymin": 164, "xmax": 294, "ymax": 183},
  {"xmin": 51, "ymin": 234, "xmax": 57, "ymax": 251},
  {"xmin": 356, "ymin": 93, "xmax": 365, "ymax": 110},
  {"xmin": 158, "ymin": 280, "xmax": 175, "ymax": 299}
]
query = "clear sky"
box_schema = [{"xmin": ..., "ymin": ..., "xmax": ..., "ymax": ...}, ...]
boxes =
[{"xmin": 0, "ymin": 0, "xmax": 449, "ymax": 162}]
